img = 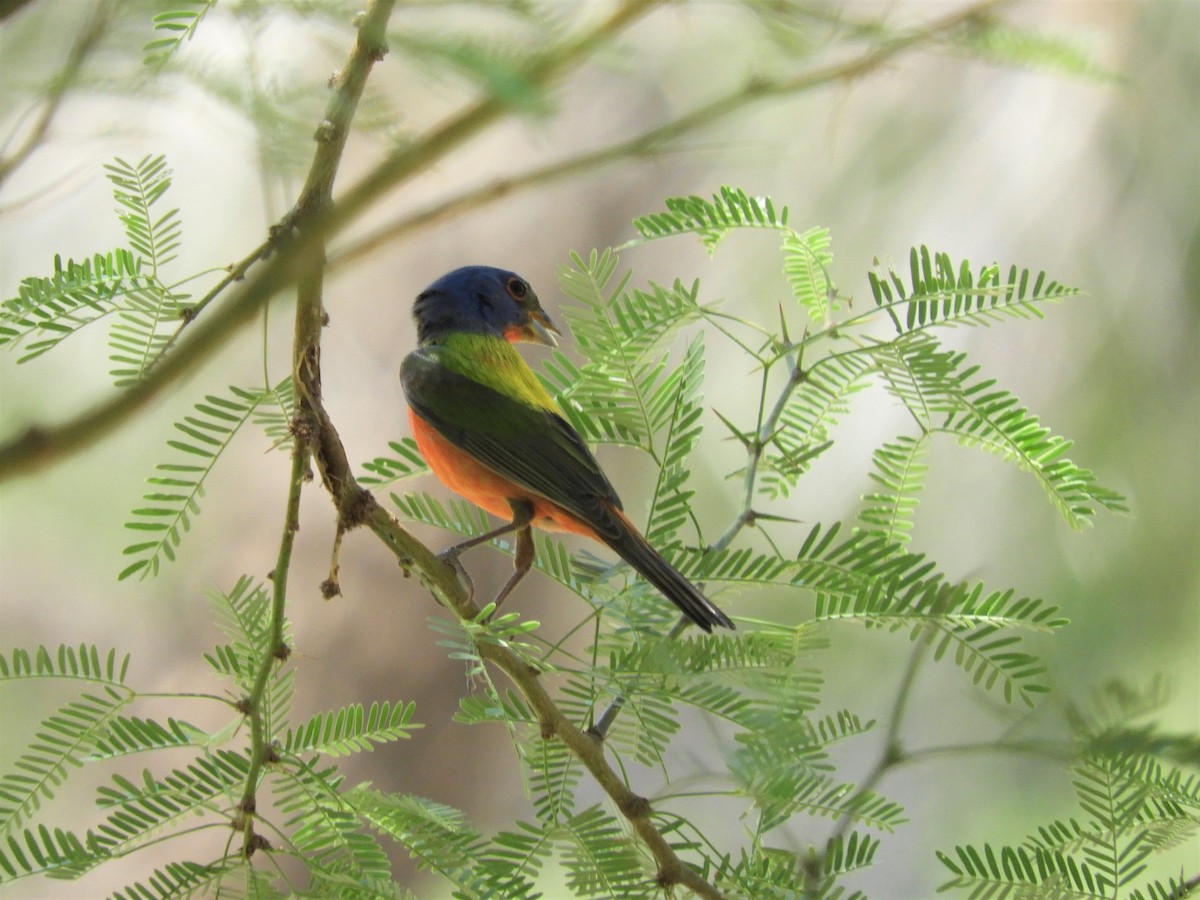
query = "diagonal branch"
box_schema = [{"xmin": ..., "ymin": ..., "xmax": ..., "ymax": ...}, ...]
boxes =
[
  {"xmin": 287, "ymin": 11, "xmax": 726, "ymax": 897},
  {"xmin": 333, "ymin": 0, "xmax": 1009, "ymax": 272},
  {"xmin": 0, "ymin": 0, "xmax": 658, "ymax": 484},
  {"xmin": 0, "ymin": 0, "xmax": 1002, "ymax": 485},
  {"xmin": 349, "ymin": 498, "xmax": 727, "ymax": 898},
  {"xmin": 0, "ymin": 1, "xmax": 115, "ymax": 188}
]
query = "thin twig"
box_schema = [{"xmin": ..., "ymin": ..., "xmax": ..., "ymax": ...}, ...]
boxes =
[
  {"xmin": 0, "ymin": 1, "xmax": 114, "ymax": 188},
  {"xmin": 235, "ymin": 425, "xmax": 305, "ymax": 856},
  {"xmin": 144, "ymin": 238, "xmax": 275, "ymax": 373},
  {"xmin": 233, "ymin": 0, "xmax": 397, "ymax": 857}
]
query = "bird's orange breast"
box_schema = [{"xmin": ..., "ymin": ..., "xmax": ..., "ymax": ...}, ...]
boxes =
[{"xmin": 408, "ymin": 409, "xmax": 597, "ymax": 539}]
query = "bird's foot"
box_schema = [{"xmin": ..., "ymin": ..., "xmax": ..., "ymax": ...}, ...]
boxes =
[{"xmin": 436, "ymin": 548, "xmax": 474, "ymax": 600}]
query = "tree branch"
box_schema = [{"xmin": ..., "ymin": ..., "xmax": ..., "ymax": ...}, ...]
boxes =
[
  {"xmin": 0, "ymin": 1, "xmax": 114, "ymax": 188},
  {"xmin": 331, "ymin": 0, "xmax": 1009, "ymax": 273},
  {"xmin": 284, "ymin": 2, "xmax": 727, "ymax": 890},
  {"xmin": 233, "ymin": 0, "xmax": 397, "ymax": 858},
  {"xmin": 0, "ymin": 0, "xmax": 658, "ymax": 484},
  {"xmin": 0, "ymin": 0, "xmax": 1002, "ymax": 485},
  {"xmin": 350, "ymin": 497, "xmax": 727, "ymax": 897}
]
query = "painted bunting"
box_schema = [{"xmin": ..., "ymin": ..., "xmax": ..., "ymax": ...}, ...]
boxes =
[{"xmin": 400, "ymin": 266, "xmax": 734, "ymax": 632}]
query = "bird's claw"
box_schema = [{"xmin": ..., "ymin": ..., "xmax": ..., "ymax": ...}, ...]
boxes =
[{"xmin": 436, "ymin": 548, "xmax": 474, "ymax": 600}]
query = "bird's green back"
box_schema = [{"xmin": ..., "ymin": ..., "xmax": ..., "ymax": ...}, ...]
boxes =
[{"xmin": 425, "ymin": 333, "xmax": 559, "ymax": 413}]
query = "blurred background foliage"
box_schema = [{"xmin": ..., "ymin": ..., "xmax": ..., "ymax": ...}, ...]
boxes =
[{"xmin": 0, "ymin": 0, "xmax": 1196, "ymax": 896}]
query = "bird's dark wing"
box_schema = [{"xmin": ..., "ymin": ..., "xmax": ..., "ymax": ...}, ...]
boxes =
[{"xmin": 401, "ymin": 349, "xmax": 625, "ymax": 538}]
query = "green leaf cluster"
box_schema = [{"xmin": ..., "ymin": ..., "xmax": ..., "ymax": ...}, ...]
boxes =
[
  {"xmin": 938, "ymin": 681, "xmax": 1200, "ymax": 899},
  {"xmin": 5, "ymin": 155, "xmax": 1191, "ymax": 899},
  {"xmin": 0, "ymin": 576, "xmax": 424, "ymax": 896}
]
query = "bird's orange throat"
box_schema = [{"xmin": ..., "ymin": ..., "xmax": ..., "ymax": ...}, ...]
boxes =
[{"xmin": 408, "ymin": 409, "xmax": 597, "ymax": 538}]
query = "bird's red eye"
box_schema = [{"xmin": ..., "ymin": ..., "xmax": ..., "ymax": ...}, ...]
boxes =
[{"xmin": 507, "ymin": 278, "xmax": 529, "ymax": 300}]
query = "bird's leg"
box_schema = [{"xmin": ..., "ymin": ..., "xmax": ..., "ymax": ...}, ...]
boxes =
[
  {"xmin": 436, "ymin": 500, "xmax": 535, "ymax": 610},
  {"xmin": 491, "ymin": 522, "xmax": 534, "ymax": 614},
  {"xmin": 437, "ymin": 500, "xmax": 532, "ymax": 563}
]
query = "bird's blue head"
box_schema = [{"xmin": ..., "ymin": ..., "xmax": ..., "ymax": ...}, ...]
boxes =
[{"xmin": 412, "ymin": 266, "xmax": 559, "ymax": 346}]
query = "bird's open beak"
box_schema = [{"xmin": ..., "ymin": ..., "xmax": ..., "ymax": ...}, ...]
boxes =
[{"xmin": 524, "ymin": 309, "xmax": 561, "ymax": 346}]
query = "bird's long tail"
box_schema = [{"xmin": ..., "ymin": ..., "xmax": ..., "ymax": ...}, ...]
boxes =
[{"xmin": 604, "ymin": 511, "xmax": 735, "ymax": 632}]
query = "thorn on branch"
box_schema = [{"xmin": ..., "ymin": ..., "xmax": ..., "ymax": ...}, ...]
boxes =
[
  {"xmin": 236, "ymin": 697, "xmax": 253, "ymax": 716},
  {"xmin": 273, "ymin": 642, "xmax": 291, "ymax": 662},
  {"xmin": 314, "ymin": 119, "xmax": 339, "ymax": 143},
  {"xmin": 324, "ymin": 523, "xmax": 345, "ymax": 599},
  {"xmin": 178, "ymin": 305, "xmax": 196, "ymax": 322},
  {"xmin": 244, "ymin": 831, "xmax": 271, "ymax": 858}
]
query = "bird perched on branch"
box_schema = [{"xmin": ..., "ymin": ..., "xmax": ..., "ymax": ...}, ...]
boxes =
[{"xmin": 400, "ymin": 265, "xmax": 734, "ymax": 632}]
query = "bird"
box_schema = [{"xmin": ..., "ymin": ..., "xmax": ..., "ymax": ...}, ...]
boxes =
[{"xmin": 400, "ymin": 265, "xmax": 734, "ymax": 633}]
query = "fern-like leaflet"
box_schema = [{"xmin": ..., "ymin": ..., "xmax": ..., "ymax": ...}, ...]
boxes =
[
  {"xmin": 0, "ymin": 154, "xmax": 189, "ymax": 383},
  {"xmin": 282, "ymin": 701, "xmax": 420, "ymax": 757},
  {"xmin": 0, "ymin": 644, "xmax": 129, "ymax": 683},
  {"xmin": 560, "ymin": 805, "xmax": 650, "ymax": 898},
  {"xmin": 360, "ymin": 437, "xmax": 429, "ymax": 485},
  {"xmin": 0, "ymin": 687, "xmax": 132, "ymax": 833},
  {"xmin": 555, "ymin": 249, "xmax": 709, "ymax": 446},
  {"xmin": 868, "ymin": 245, "xmax": 1076, "ymax": 334},
  {"xmin": 0, "ymin": 250, "xmax": 149, "ymax": 362},
  {"xmin": 64, "ymin": 750, "xmax": 251, "ymax": 879},
  {"xmin": 0, "ymin": 644, "xmax": 133, "ymax": 835},
  {"xmin": 631, "ymin": 186, "xmax": 836, "ymax": 322},
  {"xmin": 273, "ymin": 760, "xmax": 394, "ymax": 888},
  {"xmin": 816, "ymin": 577, "xmax": 1065, "ymax": 706},
  {"xmin": 349, "ymin": 787, "xmax": 544, "ymax": 898},
  {"xmin": 143, "ymin": 1, "xmax": 217, "ymax": 67},
  {"xmin": 940, "ymin": 374, "xmax": 1129, "ymax": 528},
  {"xmin": 103, "ymin": 155, "xmax": 186, "ymax": 386},
  {"xmin": 857, "ymin": 434, "xmax": 931, "ymax": 545},
  {"xmin": 120, "ymin": 378, "xmax": 294, "ymax": 580},
  {"xmin": 630, "ymin": 185, "xmax": 787, "ymax": 253},
  {"xmin": 643, "ymin": 334, "xmax": 705, "ymax": 548},
  {"xmin": 862, "ymin": 333, "xmax": 1126, "ymax": 528},
  {"xmin": 109, "ymin": 861, "xmax": 233, "ymax": 900}
]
